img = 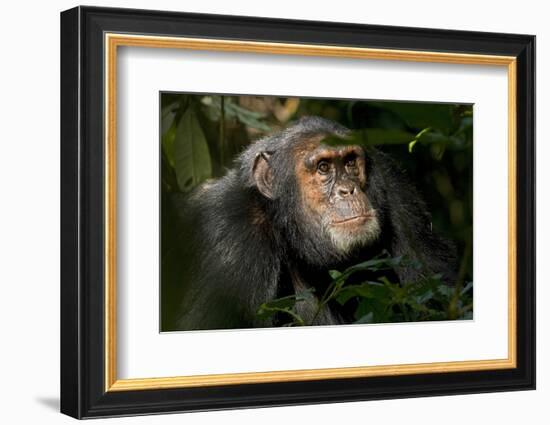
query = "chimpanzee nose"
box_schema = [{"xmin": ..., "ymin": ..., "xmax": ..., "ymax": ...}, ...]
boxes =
[{"xmin": 337, "ymin": 184, "xmax": 356, "ymax": 197}]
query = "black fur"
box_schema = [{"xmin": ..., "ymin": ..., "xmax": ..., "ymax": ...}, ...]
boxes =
[{"xmin": 162, "ymin": 116, "xmax": 456, "ymax": 331}]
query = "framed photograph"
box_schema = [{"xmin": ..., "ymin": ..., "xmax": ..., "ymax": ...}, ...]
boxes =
[{"xmin": 60, "ymin": 6, "xmax": 535, "ymax": 419}]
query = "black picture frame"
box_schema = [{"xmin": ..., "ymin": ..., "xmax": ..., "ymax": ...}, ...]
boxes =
[{"xmin": 60, "ymin": 5, "xmax": 535, "ymax": 419}]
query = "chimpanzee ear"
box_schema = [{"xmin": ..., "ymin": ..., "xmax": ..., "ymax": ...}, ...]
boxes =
[{"xmin": 253, "ymin": 152, "xmax": 274, "ymax": 199}]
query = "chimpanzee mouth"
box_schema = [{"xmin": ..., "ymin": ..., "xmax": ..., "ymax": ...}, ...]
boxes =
[
  {"xmin": 325, "ymin": 209, "xmax": 381, "ymax": 255},
  {"xmin": 331, "ymin": 211, "xmax": 375, "ymax": 226}
]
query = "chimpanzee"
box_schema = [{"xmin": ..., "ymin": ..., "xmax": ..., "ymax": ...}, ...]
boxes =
[{"xmin": 162, "ymin": 116, "xmax": 456, "ymax": 331}]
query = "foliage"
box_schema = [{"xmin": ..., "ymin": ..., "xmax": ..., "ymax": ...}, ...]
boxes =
[
  {"xmin": 161, "ymin": 94, "xmax": 275, "ymax": 190},
  {"xmin": 256, "ymin": 289, "xmax": 316, "ymax": 326},
  {"xmin": 255, "ymin": 252, "xmax": 473, "ymax": 326}
]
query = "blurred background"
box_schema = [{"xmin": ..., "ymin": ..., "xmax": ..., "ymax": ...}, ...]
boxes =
[{"xmin": 161, "ymin": 93, "xmax": 473, "ymax": 325}]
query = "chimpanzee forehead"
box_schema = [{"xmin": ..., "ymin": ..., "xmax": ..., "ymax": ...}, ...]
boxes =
[
  {"xmin": 298, "ymin": 139, "xmax": 364, "ymax": 169},
  {"xmin": 293, "ymin": 133, "xmax": 360, "ymax": 154},
  {"xmin": 315, "ymin": 144, "xmax": 362, "ymax": 156},
  {"xmin": 306, "ymin": 137, "xmax": 363, "ymax": 155}
]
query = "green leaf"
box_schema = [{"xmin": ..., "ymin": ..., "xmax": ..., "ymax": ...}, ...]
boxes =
[
  {"xmin": 408, "ymin": 139, "xmax": 418, "ymax": 153},
  {"xmin": 162, "ymin": 125, "xmax": 177, "ymax": 168},
  {"xmin": 344, "ymin": 256, "xmax": 403, "ymax": 274},
  {"xmin": 256, "ymin": 297, "xmax": 305, "ymax": 325},
  {"xmin": 328, "ymin": 270, "xmax": 342, "ymax": 280},
  {"xmin": 460, "ymin": 281, "xmax": 473, "ymax": 295},
  {"xmin": 256, "ymin": 289, "xmax": 315, "ymax": 317},
  {"xmin": 201, "ymin": 96, "xmax": 272, "ymax": 132},
  {"xmin": 436, "ymin": 284, "xmax": 454, "ymax": 299},
  {"xmin": 161, "ymin": 108, "xmax": 176, "ymax": 137},
  {"xmin": 173, "ymin": 107, "xmax": 212, "ymax": 191},
  {"xmin": 408, "ymin": 127, "xmax": 432, "ymax": 153},
  {"xmin": 355, "ymin": 298, "xmax": 390, "ymax": 323},
  {"xmin": 161, "ymin": 148, "xmax": 178, "ymax": 191},
  {"xmin": 405, "ymin": 274, "xmax": 443, "ymax": 297},
  {"xmin": 256, "ymin": 306, "xmax": 290, "ymax": 321},
  {"xmin": 227, "ymin": 102, "xmax": 271, "ymax": 132},
  {"xmin": 255, "ymin": 289, "xmax": 315, "ymax": 325},
  {"xmin": 354, "ymin": 312, "xmax": 374, "ymax": 324},
  {"xmin": 335, "ymin": 281, "xmax": 390, "ymax": 305},
  {"xmin": 261, "ymin": 295, "xmax": 299, "ymax": 311}
]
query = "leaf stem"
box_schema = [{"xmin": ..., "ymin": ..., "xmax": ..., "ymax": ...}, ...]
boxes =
[{"xmin": 309, "ymin": 277, "xmax": 345, "ymax": 325}]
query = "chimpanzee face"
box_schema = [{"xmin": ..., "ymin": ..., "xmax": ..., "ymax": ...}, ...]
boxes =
[
  {"xmin": 252, "ymin": 136, "xmax": 381, "ymax": 259},
  {"xmin": 293, "ymin": 140, "xmax": 381, "ymax": 254}
]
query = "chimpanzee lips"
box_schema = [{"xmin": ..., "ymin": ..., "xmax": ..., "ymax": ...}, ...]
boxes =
[
  {"xmin": 330, "ymin": 210, "xmax": 375, "ymax": 225},
  {"xmin": 325, "ymin": 208, "xmax": 381, "ymax": 255}
]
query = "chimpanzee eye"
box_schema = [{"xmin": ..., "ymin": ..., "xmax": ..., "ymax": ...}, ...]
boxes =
[
  {"xmin": 345, "ymin": 157, "xmax": 357, "ymax": 167},
  {"xmin": 317, "ymin": 161, "xmax": 330, "ymax": 174}
]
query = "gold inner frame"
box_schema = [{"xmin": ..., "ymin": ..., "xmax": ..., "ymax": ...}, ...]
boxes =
[{"xmin": 104, "ymin": 33, "xmax": 518, "ymax": 392}]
